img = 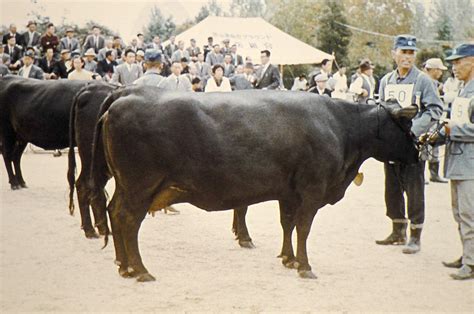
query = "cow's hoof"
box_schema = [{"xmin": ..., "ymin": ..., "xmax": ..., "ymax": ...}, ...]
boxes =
[
  {"xmin": 118, "ymin": 266, "xmax": 133, "ymax": 278},
  {"xmin": 136, "ymin": 273, "xmax": 156, "ymax": 282},
  {"xmin": 284, "ymin": 260, "xmax": 299, "ymax": 269},
  {"xmin": 11, "ymin": 184, "xmax": 20, "ymax": 190},
  {"xmin": 84, "ymin": 229, "xmax": 99, "ymax": 239},
  {"xmin": 97, "ymin": 225, "xmax": 109, "ymax": 236},
  {"xmin": 298, "ymin": 270, "xmax": 317, "ymax": 279},
  {"xmin": 238, "ymin": 240, "xmax": 255, "ymax": 249}
]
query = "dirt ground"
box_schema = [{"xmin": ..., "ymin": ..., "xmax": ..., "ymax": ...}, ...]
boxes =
[{"xmin": 1, "ymin": 149, "xmax": 473, "ymax": 312}]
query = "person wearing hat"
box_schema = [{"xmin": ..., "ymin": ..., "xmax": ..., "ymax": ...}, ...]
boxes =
[
  {"xmin": 53, "ymin": 49, "xmax": 72, "ymax": 79},
  {"xmin": 60, "ymin": 28, "xmax": 80, "ymax": 55},
  {"xmin": 22, "ymin": 21, "xmax": 41, "ymax": 49},
  {"xmin": 350, "ymin": 59, "xmax": 376, "ymax": 104},
  {"xmin": 133, "ymin": 49, "xmax": 164, "ymax": 86},
  {"xmin": 433, "ymin": 43, "xmax": 474, "ymax": 280},
  {"xmin": 375, "ymin": 35, "xmax": 443, "ymax": 254},
  {"xmin": 136, "ymin": 49, "xmax": 145, "ymax": 71},
  {"xmin": 18, "ymin": 50, "xmax": 44, "ymax": 80},
  {"xmin": 221, "ymin": 38, "xmax": 231, "ymax": 55},
  {"xmin": 308, "ymin": 73, "xmax": 332, "ymax": 96},
  {"xmin": 423, "ymin": 58, "xmax": 449, "ymax": 183},
  {"xmin": 83, "ymin": 48, "xmax": 97, "ymax": 73}
]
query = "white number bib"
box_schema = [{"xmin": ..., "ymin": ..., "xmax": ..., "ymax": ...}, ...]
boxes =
[
  {"xmin": 384, "ymin": 84, "xmax": 414, "ymax": 108},
  {"xmin": 451, "ymin": 97, "xmax": 472, "ymax": 124}
]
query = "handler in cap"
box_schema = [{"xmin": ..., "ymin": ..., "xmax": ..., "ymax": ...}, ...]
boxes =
[
  {"xmin": 133, "ymin": 49, "xmax": 164, "ymax": 86},
  {"xmin": 376, "ymin": 35, "xmax": 443, "ymax": 254},
  {"xmin": 437, "ymin": 43, "xmax": 474, "ymax": 280}
]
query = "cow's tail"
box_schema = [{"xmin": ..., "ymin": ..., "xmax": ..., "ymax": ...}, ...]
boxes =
[
  {"xmin": 90, "ymin": 89, "xmax": 122, "ymax": 249},
  {"xmin": 67, "ymin": 88, "xmax": 85, "ymax": 216}
]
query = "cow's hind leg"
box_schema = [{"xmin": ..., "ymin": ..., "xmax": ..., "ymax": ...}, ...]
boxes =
[
  {"xmin": 121, "ymin": 207, "xmax": 154, "ymax": 282},
  {"xmin": 76, "ymin": 173, "xmax": 99, "ymax": 238},
  {"xmin": 89, "ymin": 174, "xmax": 110, "ymax": 236},
  {"xmin": 295, "ymin": 207, "xmax": 319, "ymax": 279},
  {"xmin": 12, "ymin": 141, "xmax": 27, "ymax": 188},
  {"xmin": 2, "ymin": 134, "xmax": 20, "ymax": 189},
  {"xmin": 232, "ymin": 207, "xmax": 255, "ymax": 248},
  {"xmin": 108, "ymin": 192, "xmax": 129, "ymax": 277},
  {"xmin": 278, "ymin": 200, "xmax": 297, "ymax": 268}
]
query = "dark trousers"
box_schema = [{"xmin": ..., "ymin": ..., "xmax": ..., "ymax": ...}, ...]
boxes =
[{"xmin": 384, "ymin": 161, "xmax": 425, "ymax": 226}]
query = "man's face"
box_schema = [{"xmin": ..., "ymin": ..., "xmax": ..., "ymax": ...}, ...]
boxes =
[
  {"xmin": 231, "ymin": 46, "xmax": 237, "ymax": 54},
  {"xmin": 190, "ymin": 40, "xmax": 196, "ymax": 47},
  {"xmin": 213, "ymin": 45, "xmax": 220, "ymax": 53},
  {"xmin": 48, "ymin": 26, "xmax": 55, "ymax": 35},
  {"xmin": 244, "ymin": 67, "xmax": 253, "ymax": 75},
  {"xmin": 224, "ymin": 55, "xmax": 232, "ymax": 64},
  {"xmin": 153, "ymin": 36, "xmax": 160, "ymax": 44},
  {"xmin": 172, "ymin": 63, "xmax": 182, "ymax": 75},
  {"xmin": 93, "ymin": 27, "xmax": 100, "ymax": 36},
  {"xmin": 322, "ymin": 61, "xmax": 332, "ymax": 72},
  {"xmin": 197, "ymin": 53, "xmax": 204, "ymax": 62},
  {"xmin": 236, "ymin": 66, "xmax": 243, "ymax": 74},
  {"xmin": 339, "ymin": 67, "xmax": 346, "ymax": 75},
  {"xmin": 126, "ymin": 52, "xmax": 136, "ymax": 64},
  {"xmin": 107, "ymin": 52, "xmax": 115, "ymax": 61},
  {"xmin": 67, "ymin": 31, "xmax": 74, "ymax": 38},
  {"xmin": 114, "ymin": 38, "xmax": 121, "ymax": 45},
  {"xmin": 23, "ymin": 56, "xmax": 33, "ymax": 66},
  {"xmin": 10, "ymin": 24, "xmax": 16, "ymax": 33},
  {"xmin": 46, "ymin": 49, "xmax": 54, "ymax": 58},
  {"xmin": 178, "ymin": 41, "xmax": 184, "ymax": 50},
  {"xmin": 131, "ymin": 38, "xmax": 137, "ymax": 46},
  {"xmin": 137, "ymin": 54, "xmax": 143, "ymax": 61},
  {"xmin": 260, "ymin": 53, "xmax": 269, "ymax": 65},
  {"xmin": 62, "ymin": 52, "xmax": 70, "ymax": 60},
  {"xmin": 452, "ymin": 57, "xmax": 474, "ymax": 82},
  {"xmin": 106, "ymin": 40, "xmax": 113, "ymax": 48},
  {"xmin": 170, "ymin": 36, "xmax": 176, "ymax": 43},
  {"xmin": 189, "ymin": 64, "xmax": 197, "ymax": 75},
  {"xmin": 28, "ymin": 24, "xmax": 36, "ymax": 32},
  {"xmin": 138, "ymin": 35, "xmax": 144, "ymax": 42},
  {"xmin": 426, "ymin": 68, "xmax": 443, "ymax": 80},
  {"xmin": 392, "ymin": 49, "xmax": 416, "ymax": 71},
  {"xmin": 364, "ymin": 68, "xmax": 374, "ymax": 77},
  {"xmin": 8, "ymin": 37, "xmax": 15, "ymax": 46},
  {"xmin": 86, "ymin": 55, "xmax": 94, "ymax": 61}
]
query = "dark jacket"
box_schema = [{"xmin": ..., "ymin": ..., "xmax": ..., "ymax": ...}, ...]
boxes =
[
  {"xmin": 38, "ymin": 57, "xmax": 56, "ymax": 74},
  {"xmin": 255, "ymin": 64, "xmax": 280, "ymax": 90},
  {"xmin": 97, "ymin": 59, "xmax": 117, "ymax": 77}
]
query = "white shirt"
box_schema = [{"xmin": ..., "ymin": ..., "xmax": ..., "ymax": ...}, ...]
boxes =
[
  {"xmin": 205, "ymin": 76, "xmax": 232, "ymax": 92},
  {"xmin": 22, "ymin": 64, "xmax": 32, "ymax": 78},
  {"xmin": 291, "ymin": 78, "xmax": 308, "ymax": 91},
  {"xmin": 332, "ymin": 72, "xmax": 348, "ymax": 99}
]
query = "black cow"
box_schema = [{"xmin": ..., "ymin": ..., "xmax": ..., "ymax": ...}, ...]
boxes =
[
  {"xmin": 90, "ymin": 87, "xmax": 418, "ymax": 281},
  {"xmin": 67, "ymin": 82, "xmax": 117, "ymax": 238},
  {"xmin": 0, "ymin": 76, "xmax": 87, "ymax": 190},
  {"xmin": 68, "ymin": 84, "xmax": 253, "ymax": 244}
]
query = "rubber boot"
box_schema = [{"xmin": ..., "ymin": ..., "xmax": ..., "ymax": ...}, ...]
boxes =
[
  {"xmin": 376, "ymin": 221, "xmax": 407, "ymax": 245},
  {"xmin": 402, "ymin": 228, "xmax": 422, "ymax": 254},
  {"xmin": 429, "ymin": 162, "xmax": 448, "ymax": 183}
]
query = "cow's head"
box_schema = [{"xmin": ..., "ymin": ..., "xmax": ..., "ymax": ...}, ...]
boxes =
[{"xmin": 372, "ymin": 99, "xmax": 419, "ymax": 164}]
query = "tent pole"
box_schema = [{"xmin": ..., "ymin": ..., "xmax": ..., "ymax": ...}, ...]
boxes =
[{"xmin": 279, "ymin": 64, "xmax": 284, "ymax": 89}]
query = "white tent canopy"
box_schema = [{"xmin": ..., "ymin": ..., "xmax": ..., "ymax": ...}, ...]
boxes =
[{"xmin": 164, "ymin": 16, "xmax": 334, "ymax": 65}]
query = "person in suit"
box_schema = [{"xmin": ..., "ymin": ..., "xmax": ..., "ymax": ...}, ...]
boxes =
[
  {"xmin": 158, "ymin": 61, "xmax": 192, "ymax": 92},
  {"xmin": 112, "ymin": 36, "xmax": 124, "ymax": 59},
  {"xmin": 96, "ymin": 38, "xmax": 114, "ymax": 62},
  {"xmin": 164, "ymin": 35, "xmax": 178, "ymax": 59},
  {"xmin": 22, "ymin": 21, "xmax": 41, "ymax": 50},
  {"xmin": 223, "ymin": 54, "xmax": 235, "ymax": 78},
  {"xmin": 53, "ymin": 49, "xmax": 73, "ymax": 79},
  {"xmin": 97, "ymin": 50, "xmax": 117, "ymax": 81},
  {"xmin": 2, "ymin": 24, "xmax": 23, "ymax": 47},
  {"xmin": 111, "ymin": 49, "xmax": 143, "ymax": 85},
  {"xmin": 308, "ymin": 73, "xmax": 332, "ymax": 96},
  {"xmin": 205, "ymin": 44, "xmax": 224, "ymax": 66},
  {"xmin": 195, "ymin": 52, "xmax": 211, "ymax": 84},
  {"xmin": 230, "ymin": 44, "xmax": 243, "ymax": 67},
  {"xmin": 40, "ymin": 23, "xmax": 59, "ymax": 55},
  {"xmin": 59, "ymin": 28, "xmax": 80, "ymax": 55},
  {"xmin": 255, "ymin": 50, "xmax": 280, "ymax": 90},
  {"xmin": 136, "ymin": 33, "xmax": 147, "ymax": 50},
  {"xmin": 171, "ymin": 40, "xmax": 190, "ymax": 63},
  {"xmin": 38, "ymin": 47, "xmax": 57, "ymax": 79},
  {"xmin": 186, "ymin": 38, "xmax": 200, "ymax": 61},
  {"xmin": 220, "ymin": 39, "xmax": 231, "ymax": 55},
  {"xmin": 18, "ymin": 51, "xmax": 44, "ymax": 79},
  {"xmin": 148, "ymin": 36, "xmax": 163, "ymax": 52},
  {"xmin": 83, "ymin": 26, "xmax": 105, "ymax": 54},
  {"xmin": 4, "ymin": 37, "xmax": 22, "ymax": 72},
  {"xmin": 230, "ymin": 63, "xmax": 255, "ymax": 90}
]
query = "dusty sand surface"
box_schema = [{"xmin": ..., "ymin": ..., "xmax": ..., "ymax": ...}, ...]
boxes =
[{"xmin": 1, "ymin": 150, "xmax": 473, "ymax": 312}]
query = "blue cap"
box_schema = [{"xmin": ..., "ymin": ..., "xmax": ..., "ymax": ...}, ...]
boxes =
[
  {"xmin": 393, "ymin": 34, "xmax": 417, "ymax": 51},
  {"xmin": 144, "ymin": 49, "xmax": 161, "ymax": 62},
  {"xmin": 446, "ymin": 44, "xmax": 474, "ymax": 61}
]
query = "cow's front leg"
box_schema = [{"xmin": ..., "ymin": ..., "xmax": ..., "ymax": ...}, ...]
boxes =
[
  {"xmin": 277, "ymin": 200, "xmax": 297, "ymax": 268},
  {"xmin": 233, "ymin": 207, "xmax": 255, "ymax": 248},
  {"xmin": 12, "ymin": 142, "xmax": 27, "ymax": 188},
  {"xmin": 295, "ymin": 208, "xmax": 318, "ymax": 279}
]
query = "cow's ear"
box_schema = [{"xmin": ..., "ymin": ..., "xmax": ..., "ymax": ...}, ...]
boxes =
[{"xmin": 389, "ymin": 105, "xmax": 418, "ymax": 120}]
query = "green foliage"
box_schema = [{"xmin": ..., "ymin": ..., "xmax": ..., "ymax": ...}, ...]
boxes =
[
  {"xmin": 415, "ymin": 47, "xmax": 446, "ymax": 69},
  {"xmin": 316, "ymin": 0, "xmax": 351, "ymax": 66},
  {"xmin": 142, "ymin": 6, "xmax": 176, "ymax": 42},
  {"xmin": 230, "ymin": 0, "xmax": 266, "ymax": 17}
]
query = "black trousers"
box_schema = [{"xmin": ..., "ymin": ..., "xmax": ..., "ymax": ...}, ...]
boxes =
[{"xmin": 384, "ymin": 161, "xmax": 425, "ymax": 226}]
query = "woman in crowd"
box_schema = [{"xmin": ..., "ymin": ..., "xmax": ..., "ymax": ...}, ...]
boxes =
[{"xmin": 205, "ymin": 64, "xmax": 232, "ymax": 92}]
